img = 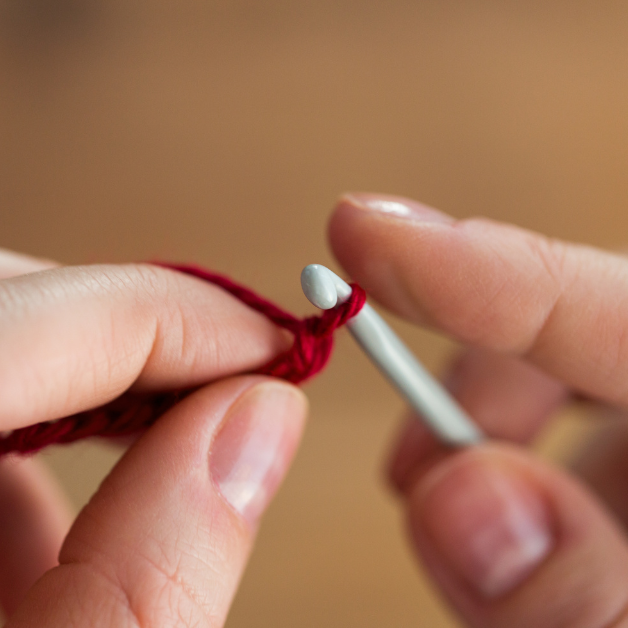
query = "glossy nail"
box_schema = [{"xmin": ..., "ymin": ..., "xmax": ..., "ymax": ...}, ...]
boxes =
[
  {"xmin": 416, "ymin": 453, "xmax": 553, "ymax": 598},
  {"xmin": 341, "ymin": 193, "xmax": 454, "ymax": 224},
  {"xmin": 210, "ymin": 382, "xmax": 307, "ymax": 526}
]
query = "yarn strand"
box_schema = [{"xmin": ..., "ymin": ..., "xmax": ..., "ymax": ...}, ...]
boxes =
[{"xmin": 0, "ymin": 263, "xmax": 366, "ymax": 456}]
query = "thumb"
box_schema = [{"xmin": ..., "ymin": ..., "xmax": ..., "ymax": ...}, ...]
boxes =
[
  {"xmin": 402, "ymin": 444, "xmax": 628, "ymax": 628},
  {"xmin": 7, "ymin": 376, "xmax": 307, "ymax": 627}
]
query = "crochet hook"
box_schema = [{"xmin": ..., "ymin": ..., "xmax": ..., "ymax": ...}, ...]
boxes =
[{"xmin": 301, "ymin": 264, "xmax": 484, "ymax": 447}]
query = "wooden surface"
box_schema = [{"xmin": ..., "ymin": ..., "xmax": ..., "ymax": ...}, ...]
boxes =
[{"xmin": 1, "ymin": 2, "xmax": 628, "ymax": 625}]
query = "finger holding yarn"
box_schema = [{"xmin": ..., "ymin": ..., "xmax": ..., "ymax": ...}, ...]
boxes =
[{"xmin": 0, "ymin": 263, "xmax": 366, "ymax": 456}]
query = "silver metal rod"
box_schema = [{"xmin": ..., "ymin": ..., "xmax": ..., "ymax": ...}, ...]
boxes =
[{"xmin": 301, "ymin": 264, "xmax": 484, "ymax": 447}]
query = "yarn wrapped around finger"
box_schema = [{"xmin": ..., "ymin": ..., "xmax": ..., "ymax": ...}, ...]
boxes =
[{"xmin": 0, "ymin": 263, "xmax": 366, "ymax": 456}]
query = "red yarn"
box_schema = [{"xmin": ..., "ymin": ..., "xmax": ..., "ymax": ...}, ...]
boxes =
[{"xmin": 0, "ymin": 263, "xmax": 366, "ymax": 456}]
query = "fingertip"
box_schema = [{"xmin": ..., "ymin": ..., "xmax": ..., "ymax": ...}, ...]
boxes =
[
  {"xmin": 335, "ymin": 192, "xmax": 454, "ymax": 223},
  {"xmin": 328, "ymin": 192, "xmax": 459, "ymax": 324},
  {"xmin": 14, "ymin": 377, "xmax": 309, "ymax": 627},
  {"xmin": 402, "ymin": 444, "xmax": 628, "ymax": 627},
  {"xmin": 0, "ymin": 263, "xmax": 292, "ymax": 430},
  {"xmin": 409, "ymin": 445, "xmax": 554, "ymax": 599},
  {"xmin": 210, "ymin": 380, "xmax": 308, "ymax": 527}
]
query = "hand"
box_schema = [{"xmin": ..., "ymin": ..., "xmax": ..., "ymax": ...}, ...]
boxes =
[
  {"xmin": 0, "ymin": 250, "xmax": 308, "ymax": 627},
  {"xmin": 329, "ymin": 193, "xmax": 628, "ymax": 628}
]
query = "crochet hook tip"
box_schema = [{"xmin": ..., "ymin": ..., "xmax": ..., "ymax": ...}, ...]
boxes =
[
  {"xmin": 300, "ymin": 263, "xmax": 484, "ymax": 448},
  {"xmin": 301, "ymin": 265, "xmax": 337, "ymax": 309},
  {"xmin": 301, "ymin": 264, "xmax": 353, "ymax": 310}
]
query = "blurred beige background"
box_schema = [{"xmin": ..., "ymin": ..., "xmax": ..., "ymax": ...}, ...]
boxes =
[{"xmin": 1, "ymin": 1, "xmax": 627, "ymax": 626}]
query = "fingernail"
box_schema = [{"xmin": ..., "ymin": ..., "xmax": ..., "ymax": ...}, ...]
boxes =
[
  {"xmin": 416, "ymin": 453, "xmax": 553, "ymax": 598},
  {"xmin": 341, "ymin": 193, "xmax": 453, "ymax": 224},
  {"xmin": 210, "ymin": 382, "xmax": 307, "ymax": 526}
]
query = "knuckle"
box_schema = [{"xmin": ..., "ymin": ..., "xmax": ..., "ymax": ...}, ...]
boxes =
[
  {"xmin": 524, "ymin": 231, "xmax": 570, "ymax": 287},
  {"xmin": 518, "ymin": 235, "xmax": 571, "ymax": 354}
]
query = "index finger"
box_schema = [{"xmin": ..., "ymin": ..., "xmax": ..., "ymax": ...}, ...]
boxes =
[
  {"xmin": 329, "ymin": 193, "xmax": 628, "ymax": 407},
  {"xmin": 0, "ymin": 264, "xmax": 286, "ymax": 430}
]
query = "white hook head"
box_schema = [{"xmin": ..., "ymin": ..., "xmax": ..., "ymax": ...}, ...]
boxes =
[
  {"xmin": 301, "ymin": 264, "xmax": 338, "ymax": 309},
  {"xmin": 301, "ymin": 264, "xmax": 353, "ymax": 310}
]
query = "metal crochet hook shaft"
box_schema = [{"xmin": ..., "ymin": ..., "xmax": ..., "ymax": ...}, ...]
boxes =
[{"xmin": 301, "ymin": 264, "xmax": 484, "ymax": 447}]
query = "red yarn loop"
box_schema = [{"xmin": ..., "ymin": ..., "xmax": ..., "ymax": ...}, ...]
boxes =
[{"xmin": 0, "ymin": 263, "xmax": 366, "ymax": 455}]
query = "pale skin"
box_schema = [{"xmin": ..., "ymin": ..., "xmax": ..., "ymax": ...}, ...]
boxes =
[{"xmin": 1, "ymin": 193, "xmax": 627, "ymax": 627}]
